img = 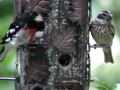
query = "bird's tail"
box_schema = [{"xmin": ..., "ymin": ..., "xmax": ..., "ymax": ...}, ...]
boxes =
[
  {"xmin": 103, "ymin": 47, "xmax": 114, "ymax": 63},
  {"xmin": 0, "ymin": 44, "xmax": 11, "ymax": 62}
]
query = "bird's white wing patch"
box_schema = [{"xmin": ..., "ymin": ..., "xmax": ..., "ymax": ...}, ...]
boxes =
[
  {"xmin": 9, "ymin": 29, "xmax": 15, "ymax": 33},
  {"xmin": 5, "ymin": 37, "xmax": 11, "ymax": 42}
]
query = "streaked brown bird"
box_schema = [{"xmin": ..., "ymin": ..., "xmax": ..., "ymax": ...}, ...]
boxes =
[{"xmin": 90, "ymin": 11, "xmax": 115, "ymax": 63}]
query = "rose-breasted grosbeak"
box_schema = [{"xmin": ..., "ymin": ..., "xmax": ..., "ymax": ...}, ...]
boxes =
[
  {"xmin": 0, "ymin": 11, "xmax": 45, "ymax": 62},
  {"xmin": 90, "ymin": 11, "xmax": 115, "ymax": 63}
]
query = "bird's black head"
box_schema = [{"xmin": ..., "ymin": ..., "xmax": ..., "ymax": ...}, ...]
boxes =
[
  {"xmin": 97, "ymin": 11, "xmax": 112, "ymax": 21},
  {"xmin": 24, "ymin": 11, "xmax": 45, "ymax": 31},
  {"xmin": 10, "ymin": 14, "xmax": 25, "ymax": 30}
]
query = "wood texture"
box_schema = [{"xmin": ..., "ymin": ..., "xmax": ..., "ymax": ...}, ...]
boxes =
[{"xmin": 14, "ymin": 0, "xmax": 91, "ymax": 90}]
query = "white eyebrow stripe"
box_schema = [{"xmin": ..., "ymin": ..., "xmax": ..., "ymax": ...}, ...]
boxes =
[{"xmin": 102, "ymin": 11, "xmax": 112, "ymax": 17}]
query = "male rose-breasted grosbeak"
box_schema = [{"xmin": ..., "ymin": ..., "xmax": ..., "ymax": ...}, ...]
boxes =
[{"xmin": 0, "ymin": 11, "xmax": 45, "ymax": 62}]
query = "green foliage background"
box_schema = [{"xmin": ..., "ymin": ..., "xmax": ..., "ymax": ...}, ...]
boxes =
[
  {"xmin": 0, "ymin": 0, "xmax": 16, "ymax": 90},
  {"xmin": 0, "ymin": 0, "xmax": 120, "ymax": 90}
]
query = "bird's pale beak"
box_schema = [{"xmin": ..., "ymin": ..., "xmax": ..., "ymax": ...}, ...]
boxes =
[{"xmin": 107, "ymin": 16, "xmax": 112, "ymax": 21}]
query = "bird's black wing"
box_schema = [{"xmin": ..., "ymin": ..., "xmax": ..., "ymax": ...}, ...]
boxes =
[{"xmin": 0, "ymin": 17, "xmax": 25, "ymax": 44}]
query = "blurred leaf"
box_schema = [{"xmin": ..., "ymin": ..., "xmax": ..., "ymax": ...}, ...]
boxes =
[
  {"xmin": 94, "ymin": 78, "xmax": 116, "ymax": 90},
  {"xmin": 96, "ymin": 86, "xmax": 106, "ymax": 90},
  {"xmin": 0, "ymin": 0, "xmax": 15, "ymax": 89}
]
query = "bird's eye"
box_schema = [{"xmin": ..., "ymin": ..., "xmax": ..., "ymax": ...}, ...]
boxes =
[
  {"xmin": 30, "ymin": 12, "xmax": 33, "ymax": 16},
  {"xmin": 30, "ymin": 12, "xmax": 37, "ymax": 16},
  {"xmin": 102, "ymin": 13, "xmax": 107, "ymax": 16}
]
